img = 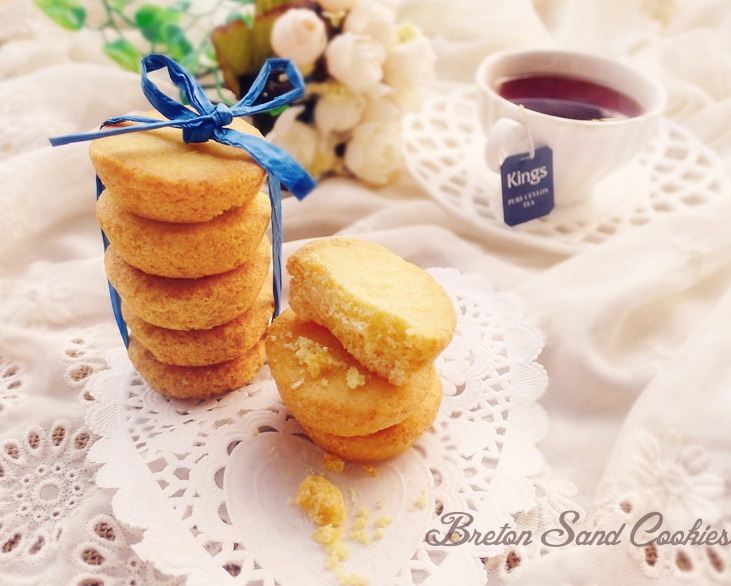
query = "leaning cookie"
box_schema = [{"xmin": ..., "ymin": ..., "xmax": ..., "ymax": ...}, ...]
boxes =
[
  {"xmin": 89, "ymin": 109, "xmax": 267, "ymax": 222},
  {"xmin": 104, "ymin": 237, "xmax": 271, "ymax": 330},
  {"xmin": 97, "ymin": 189, "xmax": 271, "ymax": 278},
  {"xmin": 287, "ymin": 238, "xmax": 457, "ymax": 385},
  {"xmin": 299, "ymin": 373, "xmax": 442, "ymax": 462},
  {"xmin": 122, "ymin": 281, "xmax": 274, "ymax": 366},
  {"xmin": 265, "ymin": 308, "xmax": 435, "ymax": 438},
  {"xmin": 128, "ymin": 335, "xmax": 266, "ymax": 399}
]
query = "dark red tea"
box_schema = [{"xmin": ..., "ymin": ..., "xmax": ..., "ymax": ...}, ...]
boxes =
[{"xmin": 497, "ymin": 74, "xmax": 643, "ymax": 121}]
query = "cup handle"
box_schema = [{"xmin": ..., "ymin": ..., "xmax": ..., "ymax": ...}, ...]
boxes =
[{"xmin": 484, "ymin": 118, "xmax": 530, "ymax": 172}]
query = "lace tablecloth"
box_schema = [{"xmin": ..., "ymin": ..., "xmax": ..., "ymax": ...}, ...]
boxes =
[{"xmin": 3, "ymin": 1, "xmax": 731, "ymax": 585}]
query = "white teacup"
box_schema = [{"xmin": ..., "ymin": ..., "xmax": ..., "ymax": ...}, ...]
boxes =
[{"xmin": 476, "ymin": 49, "xmax": 665, "ymax": 207}]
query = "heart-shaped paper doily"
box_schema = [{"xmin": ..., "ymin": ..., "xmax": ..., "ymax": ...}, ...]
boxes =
[
  {"xmin": 225, "ymin": 432, "xmax": 434, "ymax": 585},
  {"xmin": 85, "ymin": 268, "xmax": 550, "ymax": 585}
]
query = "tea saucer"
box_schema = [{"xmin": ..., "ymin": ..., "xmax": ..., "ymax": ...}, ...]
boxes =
[{"xmin": 402, "ymin": 84, "xmax": 730, "ymax": 255}]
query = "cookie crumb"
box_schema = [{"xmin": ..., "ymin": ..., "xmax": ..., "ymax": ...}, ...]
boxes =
[
  {"xmin": 323, "ymin": 452, "xmax": 346, "ymax": 473},
  {"xmin": 313, "ymin": 524, "xmax": 349, "ymax": 570},
  {"xmin": 345, "ymin": 367, "xmax": 366, "ymax": 389},
  {"xmin": 409, "ymin": 490, "xmax": 428, "ymax": 512},
  {"xmin": 295, "ymin": 475, "xmax": 347, "ymax": 527},
  {"xmin": 361, "ymin": 464, "xmax": 378, "ymax": 477},
  {"xmin": 376, "ymin": 515, "xmax": 392, "ymax": 528},
  {"xmin": 350, "ymin": 509, "xmax": 371, "ymax": 545},
  {"xmin": 289, "ymin": 336, "xmax": 345, "ymax": 377}
]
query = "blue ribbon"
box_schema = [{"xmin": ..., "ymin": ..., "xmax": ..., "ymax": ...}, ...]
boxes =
[{"xmin": 51, "ymin": 54, "xmax": 316, "ymax": 347}]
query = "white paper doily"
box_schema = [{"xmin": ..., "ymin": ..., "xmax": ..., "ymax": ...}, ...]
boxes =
[
  {"xmin": 84, "ymin": 268, "xmax": 549, "ymax": 586},
  {"xmin": 402, "ymin": 85, "xmax": 731, "ymax": 254}
]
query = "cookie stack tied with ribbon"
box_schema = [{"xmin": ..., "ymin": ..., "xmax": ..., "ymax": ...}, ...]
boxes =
[
  {"xmin": 265, "ymin": 238, "xmax": 457, "ymax": 462},
  {"xmin": 50, "ymin": 55, "xmax": 316, "ymax": 399},
  {"xmin": 91, "ymin": 114, "xmax": 276, "ymax": 400}
]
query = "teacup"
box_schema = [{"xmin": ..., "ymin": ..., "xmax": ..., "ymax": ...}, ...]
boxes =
[{"xmin": 476, "ymin": 49, "xmax": 666, "ymax": 207}]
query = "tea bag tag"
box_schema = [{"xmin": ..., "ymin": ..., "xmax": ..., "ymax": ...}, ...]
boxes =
[{"xmin": 499, "ymin": 145, "xmax": 554, "ymax": 226}]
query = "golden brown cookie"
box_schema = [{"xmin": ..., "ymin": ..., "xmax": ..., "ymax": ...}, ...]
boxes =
[
  {"xmin": 104, "ymin": 237, "xmax": 271, "ymax": 330},
  {"xmin": 287, "ymin": 238, "xmax": 456, "ymax": 385},
  {"xmin": 265, "ymin": 308, "xmax": 435, "ymax": 437},
  {"xmin": 96, "ymin": 189, "xmax": 271, "ymax": 278},
  {"xmin": 128, "ymin": 334, "xmax": 266, "ymax": 399},
  {"xmin": 89, "ymin": 109, "xmax": 267, "ymax": 222},
  {"xmin": 300, "ymin": 373, "xmax": 442, "ymax": 462},
  {"xmin": 122, "ymin": 281, "xmax": 274, "ymax": 366}
]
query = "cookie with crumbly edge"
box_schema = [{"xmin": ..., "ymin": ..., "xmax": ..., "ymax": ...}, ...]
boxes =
[
  {"xmin": 89, "ymin": 110, "xmax": 267, "ymax": 223},
  {"xmin": 287, "ymin": 238, "xmax": 456, "ymax": 385},
  {"xmin": 128, "ymin": 334, "xmax": 265, "ymax": 399},
  {"xmin": 122, "ymin": 279, "xmax": 274, "ymax": 366},
  {"xmin": 97, "ymin": 189, "xmax": 271, "ymax": 278},
  {"xmin": 104, "ymin": 237, "xmax": 271, "ymax": 330},
  {"xmin": 300, "ymin": 373, "xmax": 442, "ymax": 462},
  {"xmin": 265, "ymin": 308, "xmax": 434, "ymax": 437}
]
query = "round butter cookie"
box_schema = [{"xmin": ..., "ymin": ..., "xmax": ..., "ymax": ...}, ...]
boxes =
[
  {"xmin": 300, "ymin": 373, "xmax": 442, "ymax": 462},
  {"xmin": 287, "ymin": 238, "xmax": 457, "ymax": 386},
  {"xmin": 128, "ymin": 335, "xmax": 266, "ymax": 399},
  {"xmin": 97, "ymin": 189, "xmax": 271, "ymax": 278},
  {"xmin": 265, "ymin": 308, "xmax": 435, "ymax": 437},
  {"xmin": 122, "ymin": 281, "xmax": 274, "ymax": 366},
  {"xmin": 104, "ymin": 237, "xmax": 271, "ymax": 330},
  {"xmin": 89, "ymin": 110, "xmax": 267, "ymax": 222}
]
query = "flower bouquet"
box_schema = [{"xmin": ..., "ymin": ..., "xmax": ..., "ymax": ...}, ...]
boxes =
[{"xmin": 34, "ymin": 0, "xmax": 436, "ymax": 185}]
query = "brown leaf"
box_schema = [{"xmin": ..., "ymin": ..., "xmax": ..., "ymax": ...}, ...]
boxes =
[{"xmin": 212, "ymin": 1, "xmax": 315, "ymax": 98}]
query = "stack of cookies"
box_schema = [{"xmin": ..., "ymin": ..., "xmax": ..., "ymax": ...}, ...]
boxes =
[
  {"xmin": 90, "ymin": 110, "xmax": 275, "ymax": 399},
  {"xmin": 265, "ymin": 238, "xmax": 457, "ymax": 462}
]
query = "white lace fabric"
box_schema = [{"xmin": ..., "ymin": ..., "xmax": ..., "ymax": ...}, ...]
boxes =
[
  {"xmin": 81, "ymin": 269, "xmax": 555, "ymax": 585},
  {"xmin": 0, "ymin": 330, "xmax": 185, "ymax": 586}
]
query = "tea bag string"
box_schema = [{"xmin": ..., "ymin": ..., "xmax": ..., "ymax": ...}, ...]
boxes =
[{"xmin": 519, "ymin": 105, "xmax": 536, "ymax": 161}]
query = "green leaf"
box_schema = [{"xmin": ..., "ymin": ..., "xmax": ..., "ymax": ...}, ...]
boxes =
[
  {"xmin": 103, "ymin": 39, "xmax": 143, "ymax": 72},
  {"xmin": 33, "ymin": 0, "xmax": 86, "ymax": 31},
  {"xmin": 134, "ymin": 4, "xmax": 181, "ymax": 43},
  {"xmin": 164, "ymin": 25, "xmax": 194, "ymax": 61}
]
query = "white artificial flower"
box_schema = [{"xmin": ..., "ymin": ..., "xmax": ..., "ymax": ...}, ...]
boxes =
[
  {"xmin": 270, "ymin": 8, "xmax": 327, "ymax": 69},
  {"xmin": 325, "ymin": 32, "xmax": 386, "ymax": 93},
  {"xmin": 384, "ymin": 23, "xmax": 436, "ymax": 93},
  {"xmin": 316, "ymin": 0, "xmax": 357, "ymax": 12},
  {"xmin": 361, "ymin": 94, "xmax": 402, "ymax": 123},
  {"xmin": 343, "ymin": 0, "xmax": 398, "ymax": 49},
  {"xmin": 267, "ymin": 106, "xmax": 338, "ymax": 179},
  {"xmin": 266, "ymin": 106, "xmax": 319, "ymax": 169},
  {"xmin": 344, "ymin": 120, "xmax": 402, "ymax": 185},
  {"xmin": 314, "ymin": 87, "xmax": 367, "ymax": 135}
]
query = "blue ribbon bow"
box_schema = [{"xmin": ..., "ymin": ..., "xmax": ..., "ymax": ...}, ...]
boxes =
[{"xmin": 51, "ymin": 54, "xmax": 316, "ymax": 347}]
